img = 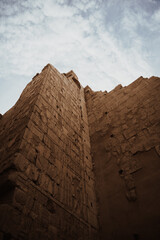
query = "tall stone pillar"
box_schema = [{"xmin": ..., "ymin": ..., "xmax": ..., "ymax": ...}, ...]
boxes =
[{"xmin": 0, "ymin": 64, "xmax": 98, "ymax": 240}]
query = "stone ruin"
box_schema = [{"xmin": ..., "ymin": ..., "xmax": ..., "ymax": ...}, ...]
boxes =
[{"xmin": 0, "ymin": 63, "xmax": 160, "ymax": 240}]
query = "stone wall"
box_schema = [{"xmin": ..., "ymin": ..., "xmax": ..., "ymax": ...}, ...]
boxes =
[
  {"xmin": 0, "ymin": 64, "xmax": 98, "ymax": 240},
  {"xmin": 85, "ymin": 76, "xmax": 160, "ymax": 240},
  {"xmin": 0, "ymin": 64, "xmax": 160, "ymax": 240}
]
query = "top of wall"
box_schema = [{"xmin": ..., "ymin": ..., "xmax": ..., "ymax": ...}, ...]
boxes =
[
  {"xmin": 85, "ymin": 75, "xmax": 159, "ymax": 96},
  {"xmin": 0, "ymin": 62, "xmax": 159, "ymax": 117}
]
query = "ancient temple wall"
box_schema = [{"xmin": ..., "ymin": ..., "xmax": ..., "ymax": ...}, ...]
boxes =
[
  {"xmin": 0, "ymin": 64, "xmax": 98, "ymax": 240},
  {"xmin": 85, "ymin": 76, "xmax": 160, "ymax": 240},
  {"xmin": 0, "ymin": 69, "xmax": 46, "ymax": 174},
  {"xmin": 1, "ymin": 64, "xmax": 160, "ymax": 240}
]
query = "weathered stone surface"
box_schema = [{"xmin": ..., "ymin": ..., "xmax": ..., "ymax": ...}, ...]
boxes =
[
  {"xmin": 0, "ymin": 64, "xmax": 98, "ymax": 240},
  {"xmin": 0, "ymin": 65, "xmax": 160, "ymax": 240},
  {"xmin": 85, "ymin": 76, "xmax": 160, "ymax": 240}
]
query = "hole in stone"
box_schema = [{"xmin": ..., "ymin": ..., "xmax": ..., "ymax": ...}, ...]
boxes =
[
  {"xmin": 3, "ymin": 233, "xmax": 12, "ymax": 240},
  {"xmin": 47, "ymin": 199, "xmax": 55, "ymax": 214},
  {"xmin": 91, "ymin": 202, "xmax": 93, "ymax": 207},
  {"xmin": 110, "ymin": 134, "xmax": 114, "ymax": 138},
  {"xmin": 133, "ymin": 233, "xmax": 139, "ymax": 240},
  {"xmin": 119, "ymin": 169, "xmax": 123, "ymax": 175},
  {"xmin": 105, "ymin": 112, "xmax": 108, "ymax": 115}
]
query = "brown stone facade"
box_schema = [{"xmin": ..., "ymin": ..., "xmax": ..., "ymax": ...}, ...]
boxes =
[
  {"xmin": 0, "ymin": 64, "xmax": 98, "ymax": 240},
  {"xmin": 85, "ymin": 77, "xmax": 160, "ymax": 240},
  {"xmin": 0, "ymin": 64, "xmax": 160, "ymax": 240}
]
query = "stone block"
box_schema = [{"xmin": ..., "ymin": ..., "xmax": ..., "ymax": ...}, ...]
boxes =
[
  {"xmin": 25, "ymin": 164, "xmax": 39, "ymax": 182},
  {"xmin": 14, "ymin": 153, "xmax": 29, "ymax": 172}
]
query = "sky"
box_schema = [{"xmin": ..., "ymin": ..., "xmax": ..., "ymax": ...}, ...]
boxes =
[{"xmin": 0, "ymin": 0, "xmax": 160, "ymax": 114}]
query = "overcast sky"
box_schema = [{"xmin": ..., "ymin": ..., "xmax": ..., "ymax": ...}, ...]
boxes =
[{"xmin": 0, "ymin": 0, "xmax": 160, "ymax": 114}]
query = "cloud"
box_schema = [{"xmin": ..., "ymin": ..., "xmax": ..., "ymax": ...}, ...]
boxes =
[{"xmin": 0, "ymin": 0, "xmax": 160, "ymax": 114}]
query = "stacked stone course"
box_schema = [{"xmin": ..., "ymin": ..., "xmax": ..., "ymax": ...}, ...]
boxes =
[
  {"xmin": 85, "ymin": 76, "xmax": 160, "ymax": 240},
  {"xmin": 0, "ymin": 64, "xmax": 98, "ymax": 240},
  {"xmin": 0, "ymin": 64, "xmax": 160, "ymax": 240}
]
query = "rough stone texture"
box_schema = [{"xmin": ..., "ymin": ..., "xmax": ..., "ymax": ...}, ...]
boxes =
[
  {"xmin": 0, "ymin": 65, "xmax": 160, "ymax": 240},
  {"xmin": 85, "ymin": 76, "xmax": 160, "ymax": 240},
  {"xmin": 0, "ymin": 64, "xmax": 98, "ymax": 240}
]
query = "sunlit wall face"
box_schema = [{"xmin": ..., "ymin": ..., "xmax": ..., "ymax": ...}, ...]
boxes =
[{"xmin": 0, "ymin": 0, "xmax": 160, "ymax": 114}]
